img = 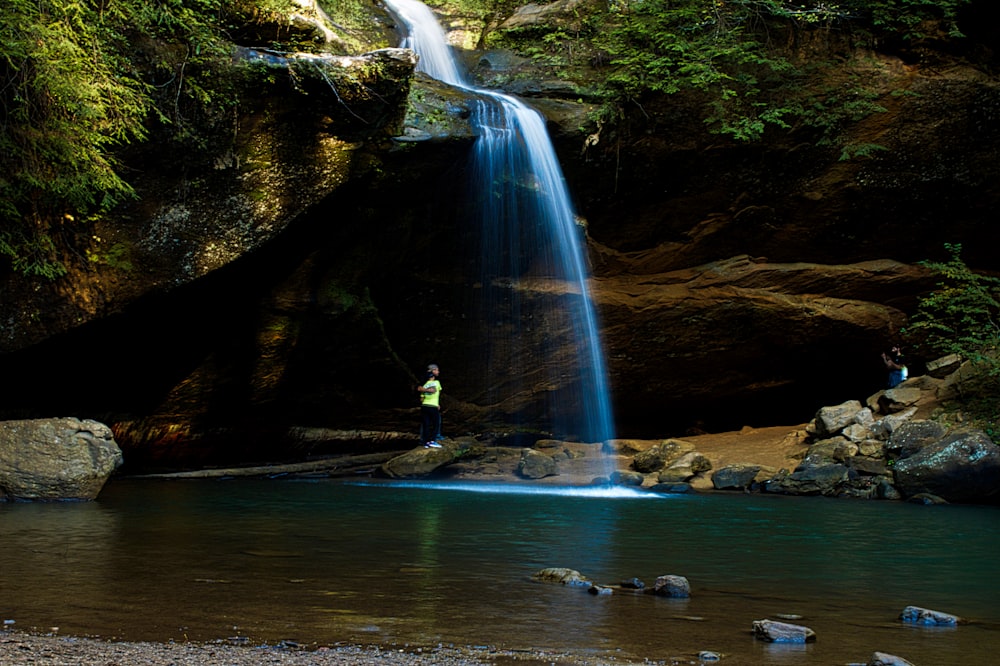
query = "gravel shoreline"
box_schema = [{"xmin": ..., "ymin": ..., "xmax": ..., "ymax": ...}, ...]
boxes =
[{"xmin": 0, "ymin": 630, "xmax": 632, "ymax": 666}]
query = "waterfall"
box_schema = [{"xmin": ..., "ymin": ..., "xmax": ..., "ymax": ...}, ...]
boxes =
[{"xmin": 385, "ymin": 0, "xmax": 615, "ymax": 448}]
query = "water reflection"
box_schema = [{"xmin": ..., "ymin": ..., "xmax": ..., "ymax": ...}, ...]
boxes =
[{"xmin": 1, "ymin": 479, "xmax": 998, "ymax": 665}]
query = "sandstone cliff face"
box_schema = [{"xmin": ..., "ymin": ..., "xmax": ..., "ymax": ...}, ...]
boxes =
[
  {"xmin": 0, "ymin": 48, "xmax": 417, "ymax": 354},
  {"xmin": 1, "ymin": 5, "xmax": 997, "ymax": 469},
  {"xmin": 569, "ymin": 60, "xmax": 999, "ymax": 272}
]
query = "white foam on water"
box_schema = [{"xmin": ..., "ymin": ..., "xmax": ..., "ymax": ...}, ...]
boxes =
[{"xmin": 344, "ymin": 479, "xmax": 665, "ymax": 499}]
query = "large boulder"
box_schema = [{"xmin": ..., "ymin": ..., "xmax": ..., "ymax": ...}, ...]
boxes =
[
  {"xmin": 712, "ymin": 464, "xmax": 764, "ymax": 490},
  {"xmin": 871, "ymin": 386, "xmax": 923, "ymax": 414},
  {"xmin": 518, "ymin": 448, "xmax": 558, "ymax": 479},
  {"xmin": 925, "ymin": 354, "xmax": 962, "ymax": 379},
  {"xmin": 801, "ymin": 437, "xmax": 853, "ymax": 465},
  {"xmin": 499, "ymin": 0, "xmax": 600, "ymax": 31},
  {"xmin": 812, "ymin": 400, "xmax": 865, "ymax": 437},
  {"xmin": 657, "ymin": 451, "xmax": 712, "ymax": 483},
  {"xmin": 870, "ymin": 407, "xmax": 918, "ymax": 440},
  {"xmin": 380, "ymin": 440, "xmax": 462, "ymax": 479},
  {"xmin": 632, "ymin": 439, "xmax": 694, "ymax": 473},
  {"xmin": 885, "ymin": 420, "xmax": 947, "ymax": 460},
  {"xmin": 0, "ymin": 418, "xmax": 123, "ymax": 500},
  {"xmin": 610, "ymin": 470, "xmax": 644, "ymax": 486},
  {"xmin": 892, "ymin": 429, "xmax": 1000, "ymax": 503},
  {"xmin": 766, "ymin": 463, "xmax": 851, "ymax": 496}
]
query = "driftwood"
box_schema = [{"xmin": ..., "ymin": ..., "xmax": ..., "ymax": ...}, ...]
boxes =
[
  {"xmin": 126, "ymin": 429, "xmax": 421, "ymax": 480},
  {"xmin": 129, "ymin": 452, "xmax": 401, "ymax": 480},
  {"xmin": 286, "ymin": 427, "xmax": 417, "ymax": 443}
]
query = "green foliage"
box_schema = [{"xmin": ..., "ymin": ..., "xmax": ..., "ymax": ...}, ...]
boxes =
[
  {"xmin": 906, "ymin": 243, "xmax": 1000, "ymax": 438},
  {"xmin": 906, "ymin": 243, "xmax": 1000, "ymax": 376},
  {"xmin": 477, "ymin": 0, "xmax": 970, "ymax": 141},
  {"xmin": 839, "ymin": 142, "xmax": 889, "ymax": 160},
  {"xmin": 587, "ymin": 0, "xmax": 969, "ymax": 141},
  {"xmin": 0, "ymin": 227, "xmax": 66, "ymax": 279},
  {"xmin": 594, "ymin": 0, "xmax": 813, "ymax": 139},
  {"xmin": 0, "ymin": 0, "xmax": 305, "ymax": 279},
  {"xmin": 86, "ymin": 238, "xmax": 134, "ymax": 272},
  {"xmin": 862, "ymin": 0, "xmax": 970, "ymax": 39},
  {"xmin": 0, "ymin": 0, "xmax": 152, "ymax": 276},
  {"xmin": 0, "ymin": 0, "xmax": 976, "ymax": 279},
  {"xmin": 439, "ymin": 0, "xmax": 524, "ymax": 46},
  {"xmin": 0, "ymin": 0, "xmax": 220, "ymax": 277}
]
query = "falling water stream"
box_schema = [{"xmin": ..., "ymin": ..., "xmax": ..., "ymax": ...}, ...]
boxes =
[{"xmin": 386, "ymin": 0, "xmax": 615, "ymax": 447}]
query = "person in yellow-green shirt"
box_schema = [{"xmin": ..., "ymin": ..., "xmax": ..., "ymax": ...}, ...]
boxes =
[{"xmin": 417, "ymin": 363, "xmax": 442, "ymax": 448}]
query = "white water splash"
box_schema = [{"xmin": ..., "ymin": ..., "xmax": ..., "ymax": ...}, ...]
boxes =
[{"xmin": 346, "ymin": 479, "xmax": 664, "ymax": 499}]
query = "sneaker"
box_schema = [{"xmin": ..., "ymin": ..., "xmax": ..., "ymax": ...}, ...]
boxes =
[{"xmin": 424, "ymin": 442, "xmax": 443, "ymax": 449}]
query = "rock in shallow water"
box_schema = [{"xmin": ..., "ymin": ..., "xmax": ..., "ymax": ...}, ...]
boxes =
[
  {"xmin": 530, "ymin": 568, "xmax": 590, "ymax": 587},
  {"xmin": 653, "ymin": 574, "xmax": 690, "ymax": 598},
  {"xmin": 868, "ymin": 651, "xmax": 916, "ymax": 666},
  {"xmin": 899, "ymin": 605, "xmax": 961, "ymax": 626},
  {"xmin": 751, "ymin": 619, "xmax": 816, "ymax": 643}
]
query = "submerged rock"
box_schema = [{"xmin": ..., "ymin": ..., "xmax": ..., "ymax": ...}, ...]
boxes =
[
  {"xmin": 868, "ymin": 652, "xmax": 916, "ymax": 666},
  {"xmin": 619, "ymin": 577, "xmax": 645, "ymax": 590},
  {"xmin": 531, "ymin": 568, "xmax": 590, "ymax": 587},
  {"xmin": 906, "ymin": 492, "xmax": 949, "ymax": 505}
]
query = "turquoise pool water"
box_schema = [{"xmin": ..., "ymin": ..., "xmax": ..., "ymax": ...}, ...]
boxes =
[{"xmin": 1, "ymin": 478, "xmax": 997, "ymax": 664}]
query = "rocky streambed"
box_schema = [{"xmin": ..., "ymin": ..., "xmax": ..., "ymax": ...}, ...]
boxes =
[{"xmin": 0, "ymin": 630, "xmax": 628, "ymax": 666}]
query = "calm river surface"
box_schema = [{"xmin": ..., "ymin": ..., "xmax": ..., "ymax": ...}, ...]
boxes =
[{"xmin": 2, "ymin": 478, "xmax": 998, "ymax": 665}]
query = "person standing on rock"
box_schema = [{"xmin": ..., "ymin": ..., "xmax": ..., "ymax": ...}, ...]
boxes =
[
  {"xmin": 881, "ymin": 345, "xmax": 907, "ymax": 388},
  {"xmin": 417, "ymin": 363, "xmax": 443, "ymax": 448}
]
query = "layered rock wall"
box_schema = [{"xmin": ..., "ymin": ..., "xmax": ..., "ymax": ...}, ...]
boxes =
[{"xmin": 0, "ymin": 2, "xmax": 997, "ymax": 468}]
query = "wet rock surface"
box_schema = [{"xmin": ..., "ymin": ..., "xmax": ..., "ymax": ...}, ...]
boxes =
[{"xmin": 891, "ymin": 430, "xmax": 1000, "ymax": 503}]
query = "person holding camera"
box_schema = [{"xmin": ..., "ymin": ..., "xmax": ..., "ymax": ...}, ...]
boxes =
[
  {"xmin": 417, "ymin": 363, "xmax": 443, "ymax": 448},
  {"xmin": 881, "ymin": 346, "xmax": 908, "ymax": 388}
]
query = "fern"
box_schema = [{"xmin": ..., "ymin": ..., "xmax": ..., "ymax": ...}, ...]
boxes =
[{"xmin": 907, "ymin": 243, "xmax": 1000, "ymax": 372}]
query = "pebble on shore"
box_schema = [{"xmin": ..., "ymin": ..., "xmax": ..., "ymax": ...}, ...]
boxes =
[{"xmin": 0, "ymin": 630, "xmax": 630, "ymax": 666}]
